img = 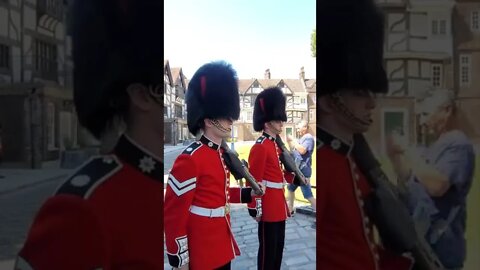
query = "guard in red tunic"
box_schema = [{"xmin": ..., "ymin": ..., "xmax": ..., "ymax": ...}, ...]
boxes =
[
  {"xmin": 14, "ymin": 0, "xmax": 164, "ymax": 269},
  {"xmin": 247, "ymin": 87, "xmax": 294, "ymax": 270},
  {"xmin": 164, "ymin": 61, "xmax": 263, "ymax": 270},
  {"xmin": 318, "ymin": 0, "xmax": 414, "ymax": 269}
]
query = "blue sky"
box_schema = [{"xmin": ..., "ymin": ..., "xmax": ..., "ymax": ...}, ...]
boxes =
[{"xmin": 164, "ymin": 0, "xmax": 316, "ymax": 80}]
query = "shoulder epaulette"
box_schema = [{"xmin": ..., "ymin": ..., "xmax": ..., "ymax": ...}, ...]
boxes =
[
  {"xmin": 182, "ymin": 141, "xmax": 203, "ymax": 156},
  {"xmin": 55, "ymin": 155, "xmax": 122, "ymax": 198},
  {"xmin": 255, "ymin": 136, "xmax": 267, "ymax": 144}
]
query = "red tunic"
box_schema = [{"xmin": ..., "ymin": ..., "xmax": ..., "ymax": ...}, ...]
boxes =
[
  {"xmin": 247, "ymin": 132, "xmax": 294, "ymax": 222},
  {"xmin": 164, "ymin": 135, "xmax": 252, "ymax": 270},
  {"xmin": 15, "ymin": 135, "xmax": 164, "ymax": 270},
  {"xmin": 318, "ymin": 128, "xmax": 414, "ymax": 270}
]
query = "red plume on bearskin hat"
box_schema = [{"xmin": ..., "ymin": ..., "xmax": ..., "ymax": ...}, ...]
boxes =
[
  {"xmin": 253, "ymin": 87, "xmax": 287, "ymax": 132},
  {"xmin": 186, "ymin": 61, "xmax": 241, "ymax": 135},
  {"xmin": 318, "ymin": 0, "xmax": 388, "ymax": 96},
  {"xmin": 71, "ymin": 0, "xmax": 162, "ymax": 139}
]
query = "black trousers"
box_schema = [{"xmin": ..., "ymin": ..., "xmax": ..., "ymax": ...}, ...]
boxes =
[
  {"xmin": 214, "ymin": 261, "xmax": 231, "ymax": 270},
  {"xmin": 257, "ymin": 221, "xmax": 286, "ymax": 270}
]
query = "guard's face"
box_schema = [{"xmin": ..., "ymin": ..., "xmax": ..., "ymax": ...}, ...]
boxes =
[
  {"xmin": 333, "ymin": 89, "xmax": 376, "ymax": 133},
  {"xmin": 209, "ymin": 118, "xmax": 233, "ymax": 138},
  {"xmin": 267, "ymin": 120, "xmax": 284, "ymax": 135}
]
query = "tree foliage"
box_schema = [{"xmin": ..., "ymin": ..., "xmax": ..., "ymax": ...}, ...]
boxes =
[{"xmin": 311, "ymin": 29, "xmax": 316, "ymax": 58}]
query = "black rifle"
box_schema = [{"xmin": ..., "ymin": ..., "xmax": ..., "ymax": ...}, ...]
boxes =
[
  {"xmin": 275, "ymin": 136, "xmax": 307, "ymax": 186},
  {"xmin": 352, "ymin": 134, "xmax": 445, "ymax": 270},
  {"xmin": 220, "ymin": 140, "xmax": 264, "ymax": 195}
]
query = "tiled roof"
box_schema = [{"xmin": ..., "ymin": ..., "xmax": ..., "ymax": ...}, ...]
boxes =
[
  {"xmin": 283, "ymin": 79, "xmax": 306, "ymax": 93},
  {"xmin": 305, "ymin": 79, "xmax": 316, "ymax": 89},
  {"xmin": 238, "ymin": 79, "xmax": 256, "ymax": 93},
  {"xmin": 257, "ymin": 79, "xmax": 281, "ymax": 88},
  {"xmin": 171, "ymin": 68, "xmax": 181, "ymax": 82}
]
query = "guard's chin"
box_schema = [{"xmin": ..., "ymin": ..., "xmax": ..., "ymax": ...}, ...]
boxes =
[{"xmin": 354, "ymin": 122, "xmax": 370, "ymax": 133}]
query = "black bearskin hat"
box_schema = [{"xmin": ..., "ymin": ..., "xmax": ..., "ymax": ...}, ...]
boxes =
[
  {"xmin": 186, "ymin": 61, "xmax": 240, "ymax": 135},
  {"xmin": 318, "ymin": 0, "xmax": 388, "ymax": 96},
  {"xmin": 253, "ymin": 87, "xmax": 287, "ymax": 132},
  {"xmin": 71, "ymin": 0, "xmax": 162, "ymax": 139}
]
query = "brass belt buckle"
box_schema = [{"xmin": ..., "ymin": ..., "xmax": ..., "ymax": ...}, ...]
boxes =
[{"xmin": 225, "ymin": 204, "xmax": 231, "ymax": 215}]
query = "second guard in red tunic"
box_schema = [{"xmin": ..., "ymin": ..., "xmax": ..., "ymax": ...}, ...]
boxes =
[
  {"xmin": 247, "ymin": 87, "xmax": 294, "ymax": 270},
  {"xmin": 164, "ymin": 62, "xmax": 259, "ymax": 270}
]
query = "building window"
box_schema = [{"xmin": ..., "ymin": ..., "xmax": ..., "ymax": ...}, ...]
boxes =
[
  {"xmin": 242, "ymin": 96, "xmax": 251, "ymax": 108},
  {"xmin": 72, "ymin": 113, "xmax": 78, "ymax": 147},
  {"xmin": 47, "ymin": 102, "xmax": 56, "ymax": 150},
  {"xmin": 439, "ymin": 20, "xmax": 446, "ymax": 34},
  {"xmin": 472, "ymin": 11, "xmax": 479, "ymax": 31},
  {"xmin": 250, "ymin": 95, "xmax": 257, "ymax": 107},
  {"xmin": 460, "ymin": 55, "xmax": 471, "ymax": 87},
  {"xmin": 35, "ymin": 39, "xmax": 58, "ymax": 81},
  {"xmin": 166, "ymin": 107, "xmax": 171, "ymax": 118},
  {"xmin": 0, "ymin": 44, "xmax": 9, "ymax": 69},
  {"xmin": 301, "ymin": 98, "xmax": 306, "ymax": 104},
  {"xmin": 309, "ymin": 109, "xmax": 315, "ymax": 121},
  {"xmin": 247, "ymin": 111, "xmax": 253, "ymax": 122},
  {"xmin": 37, "ymin": 0, "xmax": 63, "ymax": 20},
  {"xmin": 174, "ymin": 104, "xmax": 182, "ymax": 118},
  {"xmin": 431, "ymin": 64, "xmax": 442, "ymax": 87},
  {"xmin": 431, "ymin": 19, "xmax": 447, "ymax": 35},
  {"xmin": 251, "ymin": 87, "xmax": 262, "ymax": 94}
]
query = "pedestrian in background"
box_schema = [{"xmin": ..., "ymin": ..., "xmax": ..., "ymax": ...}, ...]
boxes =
[{"xmin": 286, "ymin": 120, "xmax": 316, "ymax": 215}]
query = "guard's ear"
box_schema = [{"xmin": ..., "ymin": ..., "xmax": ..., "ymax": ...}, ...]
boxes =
[
  {"xmin": 318, "ymin": 95, "xmax": 335, "ymax": 115},
  {"xmin": 204, "ymin": 118, "xmax": 214, "ymax": 129},
  {"xmin": 126, "ymin": 83, "xmax": 153, "ymax": 112}
]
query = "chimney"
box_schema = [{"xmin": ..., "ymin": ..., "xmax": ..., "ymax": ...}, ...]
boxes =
[
  {"xmin": 264, "ymin": 69, "xmax": 271, "ymax": 79},
  {"xmin": 299, "ymin": 66, "xmax": 305, "ymax": 80}
]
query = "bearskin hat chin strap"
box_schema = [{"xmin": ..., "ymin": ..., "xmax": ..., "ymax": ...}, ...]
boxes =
[
  {"xmin": 329, "ymin": 93, "xmax": 373, "ymax": 126},
  {"xmin": 210, "ymin": 119, "xmax": 232, "ymax": 133}
]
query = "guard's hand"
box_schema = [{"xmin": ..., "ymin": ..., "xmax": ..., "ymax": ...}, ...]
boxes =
[{"xmin": 251, "ymin": 183, "xmax": 266, "ymax": 196}]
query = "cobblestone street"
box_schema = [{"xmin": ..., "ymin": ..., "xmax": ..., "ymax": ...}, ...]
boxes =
[{"xmin": 163, "ymin": 204, "xmax": 316, "ymax": 270}]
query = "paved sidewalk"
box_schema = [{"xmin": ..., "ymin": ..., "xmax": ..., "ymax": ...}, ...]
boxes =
[
  {"xmin": 163, "ymin": 204, "xmax": 316, "ymax": 270},
  {"xmin": 0, "ymin": 168, "xmax": 72, "ymax": 195},
  {"xmin": 164, "ymin": 144, "xmax": 187, "ymax": 154},
  {"xmin": 0, "ymin": 259, "xmax": 14, "ymax": 270}
]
